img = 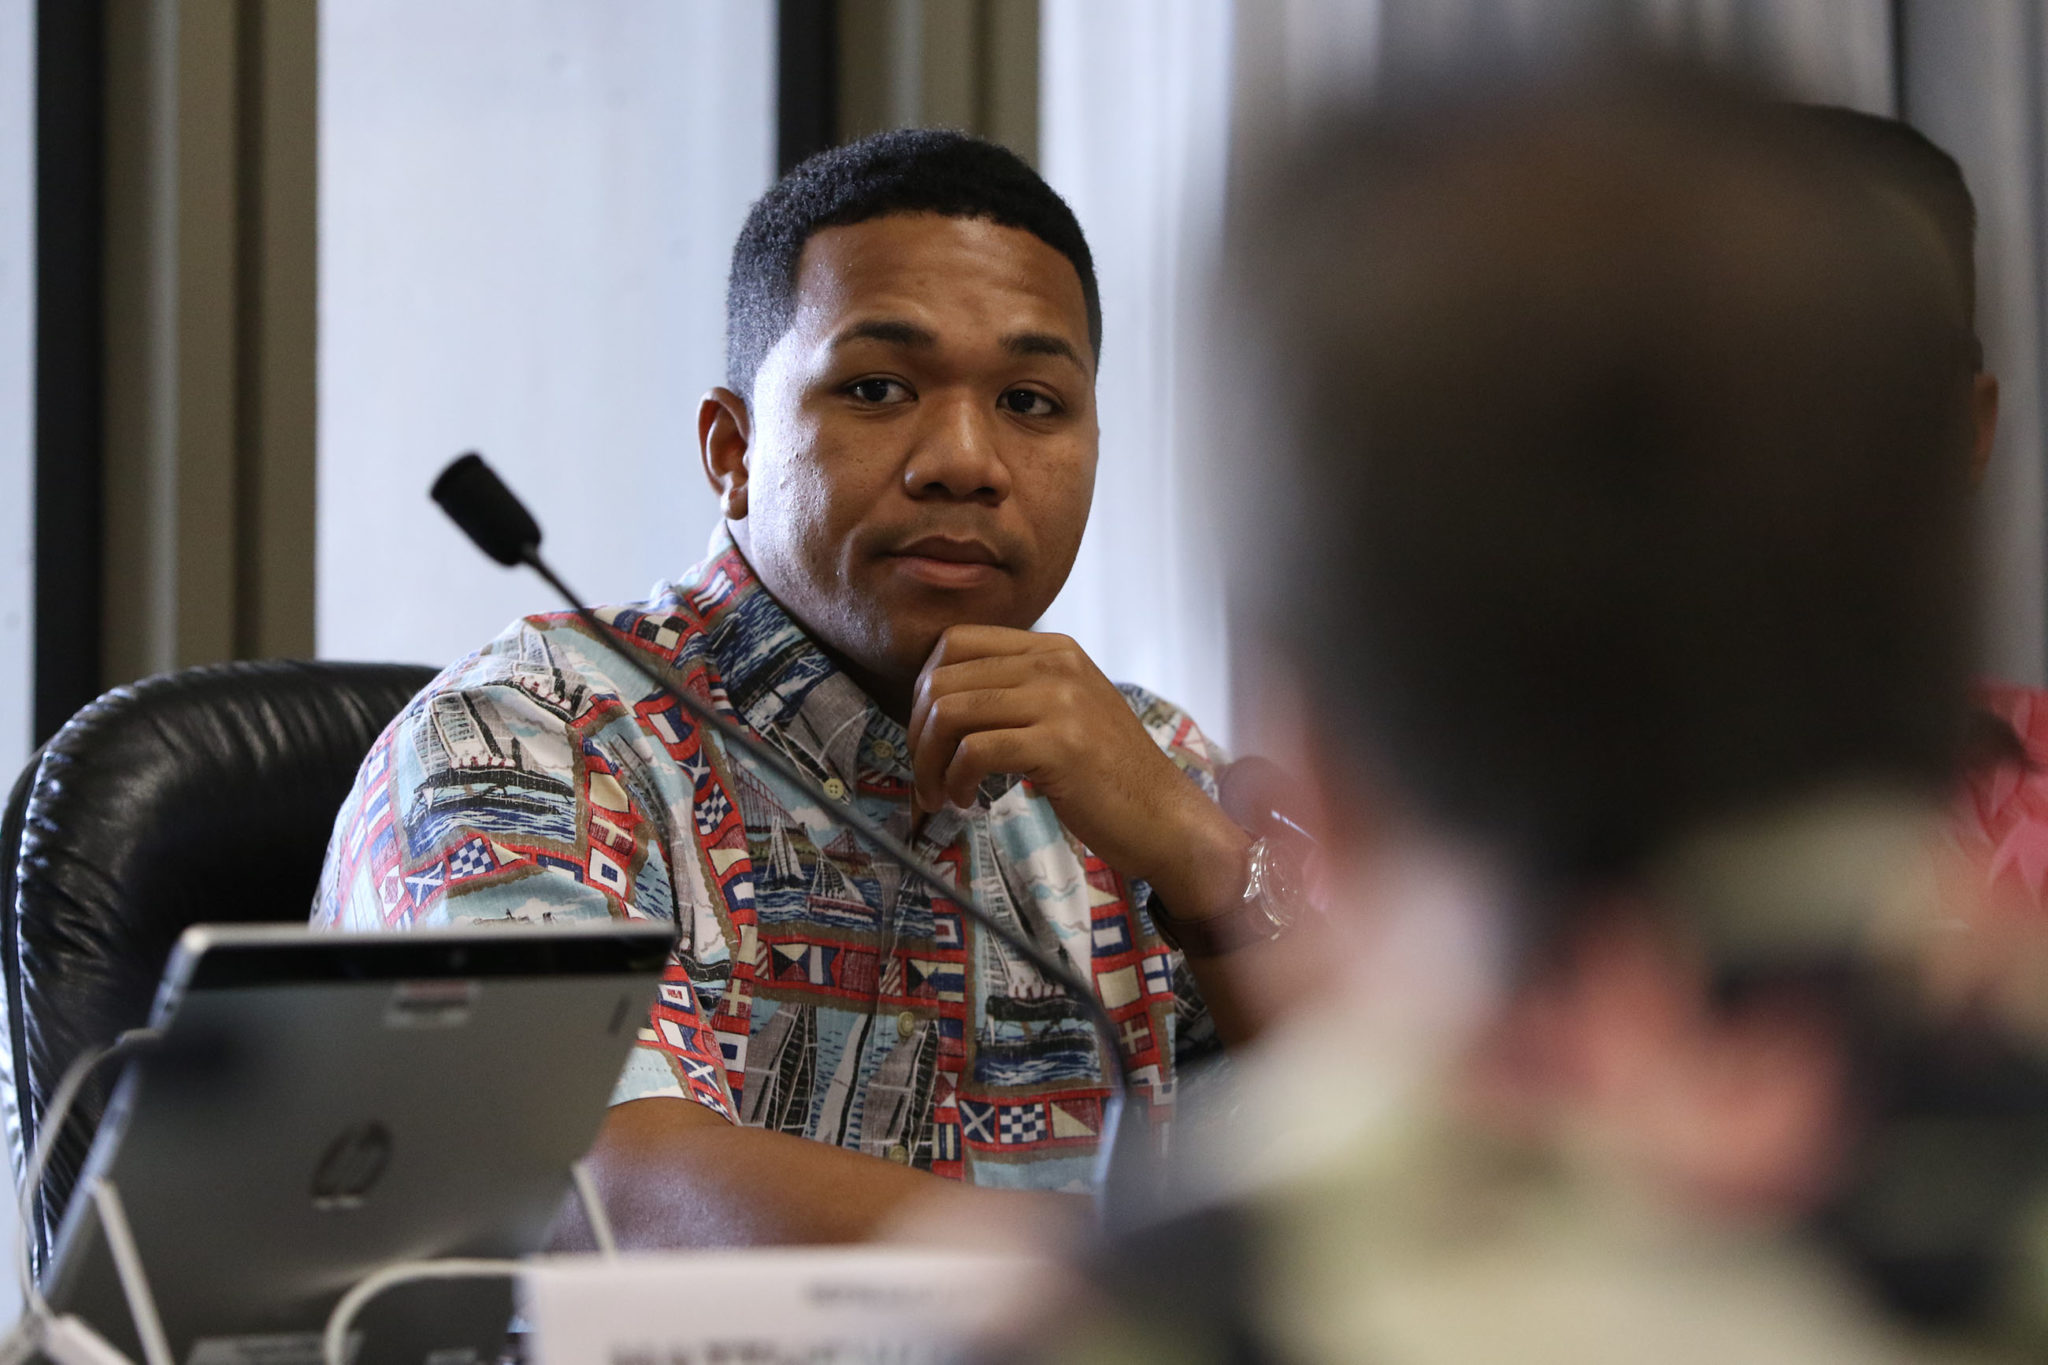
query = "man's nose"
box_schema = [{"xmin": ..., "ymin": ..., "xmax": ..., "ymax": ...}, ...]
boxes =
[{"xmin": 901, "ymin": 393, "xmax": 1012, "ymax": 504}]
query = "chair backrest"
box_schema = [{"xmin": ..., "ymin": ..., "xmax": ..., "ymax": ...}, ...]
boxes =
[{"xmin": 0, "ymin": 659, "xmax": 436, "ymax": 1271}]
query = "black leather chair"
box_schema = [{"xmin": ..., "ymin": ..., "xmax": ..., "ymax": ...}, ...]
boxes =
[{"xmin": 0, "ymin": 659, "xmax": 435, "ymax": 1272}]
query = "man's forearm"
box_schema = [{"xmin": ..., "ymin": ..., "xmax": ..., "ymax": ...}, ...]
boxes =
[{"xmin": 565, "ymin": 1096, "xmax": 1082, "ymax": 1249}]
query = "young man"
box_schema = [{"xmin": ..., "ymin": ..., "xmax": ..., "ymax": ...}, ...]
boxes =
[{"xmin": 315, "ymin": 132, "xmax": 1284, "ymax": 1247}]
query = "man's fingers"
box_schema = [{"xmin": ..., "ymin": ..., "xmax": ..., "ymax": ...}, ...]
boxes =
[
  {"xmin": 942, "ymin": 729, "xmax": 1041, "ymax": 810},
  {"xmin": 909, "ymin": 654, "xmax": 1057, "ymax": 742},
  {"xmin": 910, "ymin": 636, "xmax": 1100, "ymax": 745},
  {"xmin": 911, "ymin": 688, "xmax": 1044, "ymax": 810},
  {"xmin": 903, "ymin": 628, "xmax": 1119, "ymax": 812},
  {"xmin": 912, "ymin": 627, "xmax": 1078, "ymax": 730}
]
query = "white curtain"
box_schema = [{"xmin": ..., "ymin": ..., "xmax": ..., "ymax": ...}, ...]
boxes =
[
  {"xmin": 0, "ymin": 4, "xmax": 29, "ymax": 1315},
  {"xmin": 1037, "ymin": 0, "xmax": 1238, "ymax": 746},
  {"xmin": 1041, "ymin": 0, "xmax": 2048, "ymax": 744},
  {"xmin": 0, "ymin": 0, "xmax": 29, "ymax": 794}
]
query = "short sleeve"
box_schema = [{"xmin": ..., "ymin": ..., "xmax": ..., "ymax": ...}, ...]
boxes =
[
  {"xmin": 1114, "ymin": 685, "xmax": 1232, "ymax": 1066},
  {"xmin": 312, "ymin": 615, "xmax": 741, "ymax": 1123}
]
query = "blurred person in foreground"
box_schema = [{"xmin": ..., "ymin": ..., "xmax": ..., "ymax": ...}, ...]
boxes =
[{"xmin": 1013, "ymin": 69, "xmax": 2048, "ymax": 1363}]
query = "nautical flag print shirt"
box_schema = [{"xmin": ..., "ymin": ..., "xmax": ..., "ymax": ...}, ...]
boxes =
[{"xmin": 314, "ymin": 531, "xmax": 1225, "ymax": 1190}]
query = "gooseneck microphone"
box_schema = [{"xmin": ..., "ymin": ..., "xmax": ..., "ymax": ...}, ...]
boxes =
[
  {"xmin": 430, "ymin": 453, "xmax": 1150, "ymax": 1219},
  {"xmin": 432, "ymin": 453, "xmax": 543, "ymax": 566}
]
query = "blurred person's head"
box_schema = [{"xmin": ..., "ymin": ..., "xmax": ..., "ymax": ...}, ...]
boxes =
[
  {"xmin": 1221, "ymin": 67, "xmax": 2048, "ymax": 1332},
  {"xmin": 697, "ymin": 130, "xmax": 1102, "ymax": 716},
  {"xmin": 1785, "ymin": 104, "xmax": 1999, "ymax": 481},
  {"xmin": 1231, "ymin": 71, "xmax": 1976, "ymax": 901}
]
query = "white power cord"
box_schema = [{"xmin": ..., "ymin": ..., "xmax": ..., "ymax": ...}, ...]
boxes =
[
  {"xmin": 4, "ymin": 1030, "xmax": 162, "ymax": 1365},
  {"xmin": 319, "ymin": 1259, "xmax": 521, "ymax": 1365},
  {"xmin": 319, "ymin": 1157, "xmax": 618, "ymax": 1365},
  {"xmin": 85, "ymin": 1182, "xmax": 170, "ymax": 1365},
  {"xmin": 568, "ymin": 1158, "xmax": 616, "ymax": 1259},
  {"xmin": 6, "ymin": 1032, "xmax": 617, "ymax": 1365}
]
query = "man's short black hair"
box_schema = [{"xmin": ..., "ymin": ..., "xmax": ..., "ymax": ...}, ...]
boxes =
[
  {"xmin": 724, "ymin": 129, "xmax": 1102, "ymax": 397},
  {"xmin": 1787, "ymin": 104, "xmax": 1978, "ymax": 328}
]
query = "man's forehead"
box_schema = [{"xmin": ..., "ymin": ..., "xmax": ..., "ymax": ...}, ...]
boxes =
[{"xmin": 786, "ymin": 213, "xmax": 1093, "ymax": 362}]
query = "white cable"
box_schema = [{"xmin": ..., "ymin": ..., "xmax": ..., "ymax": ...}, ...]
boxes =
[
  {"xmin": 32, "ymin": 1314, "xmax": 135, "ymax": 1365},
  {"xmin": 0, "ymin": 1031, "xmax": 164, "ymax": 1365},
  {"xmin": 86, "ymin": 1181, "xmax": 171, "ymax": 1365},
  {"xmin": 568, "ymin": 1159, "xmax": 617, "ymax": 1259},
  {"xmin": 15, "ymin": 1030, "xmax": 161, "ymax": 1325},
  {"xmin": 9, "ymin": 1035, "xmax": 564, "ymax": 1365},
  {"xmin": 321, "ymin": 1259, "xmax": 521, "ymax": 1365}
]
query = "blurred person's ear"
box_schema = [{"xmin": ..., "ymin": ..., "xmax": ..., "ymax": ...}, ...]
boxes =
[
  {"xmin": 1970, "ymin": 371, "xmax": 2000, "ymax": 485},
  {"xmin": 699, "ymin": 387, "xmax": 753, "ymax": 520}
]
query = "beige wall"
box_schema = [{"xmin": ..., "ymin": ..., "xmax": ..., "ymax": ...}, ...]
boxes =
[
  {"xmin": 838, "ymin": 0, "xmax": 1039, "ymax": 163},
  {"xmin": 100, "ymin": 0, "xmax": 315, "ymax": 687}
]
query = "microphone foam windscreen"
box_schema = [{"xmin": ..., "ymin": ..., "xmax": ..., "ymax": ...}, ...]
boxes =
[{"xmin": 432, "ymin": 452, "xmax": 543, "ymax": 566}]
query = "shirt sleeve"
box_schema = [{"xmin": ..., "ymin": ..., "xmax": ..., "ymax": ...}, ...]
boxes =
[
  {"xmin": 1114, "ymin": 684, "xmax": 1231, "ymax": 1068},
  {"xmin": 311, "ymin": 618, "xmax": 742, "ymax": 1123}
]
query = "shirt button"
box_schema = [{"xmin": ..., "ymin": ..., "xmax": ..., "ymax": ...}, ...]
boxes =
[
  {"xmin": 896, "ymin": 1010, "xmax": 917, "ymax": 1039},
  {"xmin": 888, "ymin": 1144, "xmax": 910, "ymax": 1164},
  {"xmin": 822, "ymin": 777, "xmax": 847, "ymax": 801},
  {"xmin": 873, "ymin": 739, "xmax": 897, "ymax": 761}
]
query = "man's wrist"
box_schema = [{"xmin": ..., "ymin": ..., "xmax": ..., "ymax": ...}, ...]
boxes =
[
  {"xmin": 1142, "ymin": 802, "xmax": 1255, "ymax": 926},
  {"xmin": 1151, "ymin": 835, "xmax": 1309, "ymax": 958}
]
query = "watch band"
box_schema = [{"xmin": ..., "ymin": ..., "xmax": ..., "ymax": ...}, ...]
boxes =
[{"xmin": 1150, "ymin": 836, "xmax": 1300, "ymax": 958}]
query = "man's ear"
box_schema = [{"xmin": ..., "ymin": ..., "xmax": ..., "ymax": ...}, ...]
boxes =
[
  {"xmin": 1971, "ymin": 372, "xmax": 2001, "ymax": 486},
  {"xmin": 700, "ymin": 387, "xmax": 753, "ymax": 521}
]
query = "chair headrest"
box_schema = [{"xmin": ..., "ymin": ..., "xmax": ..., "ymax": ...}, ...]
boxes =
[{"xmin": 1, "ymin": 658, "xmax": 436, "ymax": 1269}]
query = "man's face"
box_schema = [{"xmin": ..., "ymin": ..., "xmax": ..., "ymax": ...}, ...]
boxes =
[{"xmin": 708, "ymin": 213, "xmax": 1098, "ymax": 703}]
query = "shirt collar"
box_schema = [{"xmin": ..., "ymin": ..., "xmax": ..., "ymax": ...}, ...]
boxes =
[{"xmin": 675, "ymin": 525, "xmax": 914, "ymax": 788}]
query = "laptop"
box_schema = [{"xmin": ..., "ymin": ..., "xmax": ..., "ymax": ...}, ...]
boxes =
[{"xmin": 41, "ymin": 920, "xmax": 674, "ymax": 1365}]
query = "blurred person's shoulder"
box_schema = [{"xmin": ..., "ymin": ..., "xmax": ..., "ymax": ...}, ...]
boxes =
[
  {"xmin": 1245, "ymin": 1122, "xmax": 1922, "ymax": 1365},
  {"xmin": 1026, "ymin": 1006, "xmax": 1935, "ymax": 1365}
]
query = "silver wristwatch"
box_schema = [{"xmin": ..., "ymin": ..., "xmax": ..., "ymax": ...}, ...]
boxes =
[{"xmin": 1150, "ymin": 835, "xmax": 1307, "ymax": 957}]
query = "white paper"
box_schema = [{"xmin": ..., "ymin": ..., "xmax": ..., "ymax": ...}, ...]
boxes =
[{"xmin": 520, "ymin": 1248, "xmax": 1046, "ymax": 1365}]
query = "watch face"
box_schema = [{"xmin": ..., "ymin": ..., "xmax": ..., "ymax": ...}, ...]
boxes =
[{"xmin": 1247, "ymin": 836, "xmax": 1311, "ymax": 937}]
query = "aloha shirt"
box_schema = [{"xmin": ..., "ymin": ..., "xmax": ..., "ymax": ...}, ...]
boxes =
[
  {"xmin": 1956, "ymin": 681, "xmax": 2048, "ymax": 910},
  {"xmin": 314, "ymin": 530, "xmax": 1224, "ymax": 1190}
]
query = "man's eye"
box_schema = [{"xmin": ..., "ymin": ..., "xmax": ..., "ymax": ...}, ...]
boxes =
[
  {"xmin": 1000, "ymin": 389, "xmax": 1058, "ymax": 418},
  {"xmin": 848, "ymin": 378, "xmax": 909, "ymax": 404}
]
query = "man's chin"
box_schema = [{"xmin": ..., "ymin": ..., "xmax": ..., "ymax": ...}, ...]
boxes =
[
  {"xmin": 867, "ymin": 575, "xmax": 1036, "ymax": 637},
  {"xmin": 870, "ymin": 606, "xmax": 1031, "ymax": 677}
]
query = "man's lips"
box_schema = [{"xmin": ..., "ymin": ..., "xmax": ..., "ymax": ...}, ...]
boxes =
[{"xmin": 884, "ymin": 535, "xmax": 1009, "ymax": 590}]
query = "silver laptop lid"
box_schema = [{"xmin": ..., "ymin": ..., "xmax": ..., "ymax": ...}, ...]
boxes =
[{"xmin": 45, "ymin": 920, "xmax": 673, "ymax": 1365}]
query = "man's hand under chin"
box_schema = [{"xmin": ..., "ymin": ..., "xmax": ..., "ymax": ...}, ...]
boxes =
[{"xmin": 907, "ymin": 627, "xmax": 1256, "ymax": 987}]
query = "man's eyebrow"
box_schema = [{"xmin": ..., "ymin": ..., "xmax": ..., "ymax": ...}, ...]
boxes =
[
  {"xmin": 832, "ymin": 319, "xmax": 937, "ymax": 350},
  {"xmin": 1003, "ymin": 331, "xmax": 1088, "ymax": 370},
  {"xmin": 830, "ymin": 319, "xmax": 1091, "ymax": 372}
]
